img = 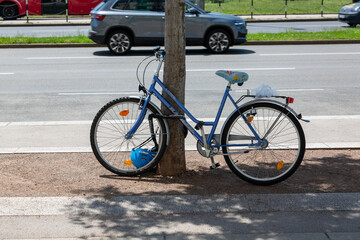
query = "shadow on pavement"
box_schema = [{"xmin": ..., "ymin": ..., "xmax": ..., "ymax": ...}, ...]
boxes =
[
  {"xmin": 1, "ymin": 150, "xmax": 359, "ymax": 198},
  {"xmin": 92, "ymin": 48, "xmax": 256, "ymax": 57},
  {"xmin": 1, "ymin": 150, "xmax": 359, "ymax": 237},
  {"xmin": 58, "ymin": 150, "xmax": 360, "ymax": 238}
]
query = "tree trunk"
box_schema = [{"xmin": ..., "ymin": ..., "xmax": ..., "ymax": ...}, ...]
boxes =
[
  {"xmin": 198, "ymin": 0, "xmax": 205, "ymax": 10},
  {"xmin": 157, "ymin": 0, "xmax": 187, "ymax": 176}
]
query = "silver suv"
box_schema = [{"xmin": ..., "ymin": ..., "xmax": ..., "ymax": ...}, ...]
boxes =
[{"xmin": 89, "ymin": 0, "xmax": 247, "ymax": 54}]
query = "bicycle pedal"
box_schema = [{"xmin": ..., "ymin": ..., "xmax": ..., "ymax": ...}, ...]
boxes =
[{"xmin": 210, "ymin": 163, "xmax": 220, "ymax": 169}]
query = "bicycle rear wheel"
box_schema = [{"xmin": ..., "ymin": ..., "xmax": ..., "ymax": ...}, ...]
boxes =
[
  {"xmin": 90, "ymin": 97, "xmax": 167, "ymax": 176},
  {"xmin": 221, "ymin": 102, "xmax": 305, "ymax": 185}
]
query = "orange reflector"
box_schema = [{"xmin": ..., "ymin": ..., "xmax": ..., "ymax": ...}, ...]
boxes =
[
  {"xmin": 247, "ymin": 116, "xmax": 254, "ymax": 123},
  {"xmin": 124, "ymin": 160, "xmax": 133, "ymax": 166},
  {"xmin": 277, "ymin": 161, "xmax": 284, "ymax": 170},
  {"xmin": 120, "ymin": 110, "xmax": 130, "ymax": 117}
]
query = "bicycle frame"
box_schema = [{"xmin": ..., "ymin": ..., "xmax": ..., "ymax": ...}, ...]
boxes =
[{"xmin": 126, "ymin": 67, "xmax": 262, "ymax": 150}]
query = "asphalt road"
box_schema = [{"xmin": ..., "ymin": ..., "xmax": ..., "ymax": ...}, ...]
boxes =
[
  {"xmin": 0, "ymin": 21, "xmax": 348, "ymax": 37},
  {"xmin": 1, "ymin": 44, "xmax": 359, "ymax": 122}
]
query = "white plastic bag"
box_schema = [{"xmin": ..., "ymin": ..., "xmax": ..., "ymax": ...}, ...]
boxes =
[{"xmin": 251, "ymin": 84, "xmax": 278, "ymax": 98}]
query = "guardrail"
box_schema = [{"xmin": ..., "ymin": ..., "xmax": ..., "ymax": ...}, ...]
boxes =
[{"xmin": 197, "ymin": 0, "xmax": 356, "ymax": 18}]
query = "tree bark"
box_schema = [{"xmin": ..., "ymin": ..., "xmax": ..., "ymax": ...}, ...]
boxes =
[
  {"xmin": 157, "ymin": 0, "xmax": 187, "ymax": 176},
  {"xmin": 198, "ymin": 0, "xmax": 205, "ymax": 10}
]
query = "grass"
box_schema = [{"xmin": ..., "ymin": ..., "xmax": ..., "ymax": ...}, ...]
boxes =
[
  {"xmin": 0, "ymin": 35, "xmax": 92, "ymax": 44},
  {"xmin": 0, "ymin": 28, "xmax": 359, "ymax": 44},
  {"xmin": 247, "ymin": 28, "xmax": 360, "ymax": 41},
  {"xmin": 205, "ymin": 0, "xmax": 352, "ymax": 15}
]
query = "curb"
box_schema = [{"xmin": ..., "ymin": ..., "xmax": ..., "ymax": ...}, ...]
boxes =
[
  {"xmin": 244, "ymin": 39, "xmax": 360, "ymax": 45},
  {"xmin": 1, "ymin": 192, "xmax": 359, "ymax": 217},
  {"xmin": 0, "ymin": 43, "xmax": 100, "ymax": 48},
  {"xmin": 0, "ymin": 18, "xmax": 338, "ymax": 27},
  {"xmin": 0, "ymin": 22, "xmax": 90, "ymax": 27}
]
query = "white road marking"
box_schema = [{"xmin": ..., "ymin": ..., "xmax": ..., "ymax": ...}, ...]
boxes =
[
  {"xmin": 187, "ymin": 67, "xmax": 295, "ymax": 71},
  {"xmin": 235, "ymin": 88, "xmax": 324, "ymax": 93},
  {"xmin": 2, "ymin": 121, "xmax": 92, "ymax": 126},
  {"xmin": 58, "ymin": 92, "xmax": 138, "ymax": 96},
  {"xmin": 63, "ymin": 88, "xmax": 323, "ymax": 96},
  {"xmin": 277, "ymin": 88, "xmax": 324, "ymax": 92},
  {"xmin": 2, "ymin": 115, "xmax": 360, "ymax": 126},
  {"xmin": 26, "ymin": 56, "xmax": 109, "ymax": 60},
  {"xmin": 260, "ymin": 52, "xmax": 360, "ymax": 56},
  {"xmin": 0, "ymin": 73, "xmax": 14, "ymax": 75}
]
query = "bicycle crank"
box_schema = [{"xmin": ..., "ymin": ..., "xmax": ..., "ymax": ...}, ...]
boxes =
[{"xmin": 196, "ymin": 140, "xmax": 219, "ymax": 158}]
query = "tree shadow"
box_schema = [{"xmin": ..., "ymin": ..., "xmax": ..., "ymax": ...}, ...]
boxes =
[
  {"xmin": 70, "ymin": 150, "xmax": 360, "ymax": 197},
  {"xmin": 60, "ymin": 150, "xmax": 360, "ymax": 237}
]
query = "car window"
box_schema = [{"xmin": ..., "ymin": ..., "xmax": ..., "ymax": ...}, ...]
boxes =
[
  {"xmin": 113, "ymin": 0, "xmax": 128, "ymax": 10},
  {"xmin": 185, "ymin": 3, "xmax": 192, "ymax": 13},
  {"xmin": 126, "ymin": 0, "xmax": 164, "ymax": 12}
]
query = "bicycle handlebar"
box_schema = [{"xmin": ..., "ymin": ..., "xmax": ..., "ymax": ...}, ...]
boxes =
[{"xmin": 154, "ymin": 46, "xmax": 166, "ymax": 59}]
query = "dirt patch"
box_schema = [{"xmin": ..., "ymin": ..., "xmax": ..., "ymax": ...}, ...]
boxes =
[{"xmin": 0, "ymin": 149, "xmax": 359, "ymax": 197}]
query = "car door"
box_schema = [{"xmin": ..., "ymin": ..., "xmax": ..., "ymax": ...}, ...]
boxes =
[
  {"xmin": 125, "ymin": 0, "xmax": 164, "ymax": 45},
  {"xmin": 184, "ymin": 2, "xmax": 204, "ymax": 45}
]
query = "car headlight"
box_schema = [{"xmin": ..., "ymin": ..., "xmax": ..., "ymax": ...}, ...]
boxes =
[
  {"xmin": 355, "ymin": 6, "xmax": 360, "ymax": 11},
  {"xmin": 234, "ymin": 22, "xmax": 244, "ymax": 26}
]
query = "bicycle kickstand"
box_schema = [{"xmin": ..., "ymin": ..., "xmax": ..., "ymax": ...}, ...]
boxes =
[{"xmin": 210, "ymin": 157, "xmax": 220, "ymax": 169}]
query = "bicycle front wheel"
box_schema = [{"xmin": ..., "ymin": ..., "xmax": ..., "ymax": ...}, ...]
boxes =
[
  {"xmin": 90, "ymin": 97, "xmax": 167, "ymax": 176},
  {"xmin": 221, "ymin": 102, "xmax": 305, "ymax": 185}
]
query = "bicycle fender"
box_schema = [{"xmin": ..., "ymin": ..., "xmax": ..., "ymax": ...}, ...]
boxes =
[
  {"xmin": 219, "ymin": 98, "xmax": 301, "ymax": 143},
  {"xmin": 238, "ymin": 98, "xmax": 301, "ymax": 119},
  {"xmin": 129, "ymin": 96, "xmax": 170, "ymax": 146}
]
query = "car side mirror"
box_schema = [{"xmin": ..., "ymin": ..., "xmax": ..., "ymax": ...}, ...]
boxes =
[{"xmin": 189, "ymin": 8, "xmax": 199, "ymax": 15}]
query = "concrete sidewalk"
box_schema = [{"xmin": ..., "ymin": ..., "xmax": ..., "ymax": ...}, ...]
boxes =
[
  {"xmin": 0, "ymin": 193, "xmax": 359, "ymax": 239},
  {"xmin": 2, "ymin": 192, "xmax": 359, "ymax": 216},
  {"xmin": 1, "ymin": 116, "xmax": 360, "ymax": 154}
]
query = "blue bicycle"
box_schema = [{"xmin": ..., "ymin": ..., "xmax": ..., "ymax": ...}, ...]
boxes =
[{"xmin": 90, "ymin": 47, "xmax": 307, "ymax": 185}]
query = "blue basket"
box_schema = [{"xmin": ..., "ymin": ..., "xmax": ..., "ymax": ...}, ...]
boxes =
[{"xmin": 131, "ymin": 148, "xmax": 156, "ymax": 169}]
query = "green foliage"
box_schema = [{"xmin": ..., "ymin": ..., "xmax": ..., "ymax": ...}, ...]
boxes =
[{"xmin": 0, "ymin": 28, "xmax": 359, "ymax": 44}]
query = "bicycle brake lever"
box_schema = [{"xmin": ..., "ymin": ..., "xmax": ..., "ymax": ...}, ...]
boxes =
[{"xmin": 138, "ymin": 85, "xmax": 147, "ymax": 94}]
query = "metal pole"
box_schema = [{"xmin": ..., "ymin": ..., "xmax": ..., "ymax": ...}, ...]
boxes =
[
  {"xmin": 285, "ymin": 0, "xmax": 288, "ymax": 18},
  {"xmin": 219, "ymin": 0, "xmax": 221, "ymax": 13},
  {"xmin": 26, "ymin": 0, "xmax": 29, "ymax": 23},
  {"xmin": 251, "ymin": 0, "xmax": 253, "ymax": 19},
  {"xmin": 321, "ymin": 0, "xmax": 324, "ymax": 17},
  {"xmin": 66, "ymin": 0, "xmax": 69, "ymax": 22}
]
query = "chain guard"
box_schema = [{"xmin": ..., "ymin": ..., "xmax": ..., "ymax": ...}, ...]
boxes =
[{"xmin": 196, "ymin": 139, "xmax": 219, "ymax": 157}]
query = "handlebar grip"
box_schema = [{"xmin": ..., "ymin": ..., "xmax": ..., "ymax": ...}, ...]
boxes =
[{"xmin": 154, "ymin": 46, "xmax": 166, "ymax": 58}]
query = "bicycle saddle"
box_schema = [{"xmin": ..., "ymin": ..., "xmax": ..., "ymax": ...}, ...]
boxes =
[{"xmin": 215, "ymin": 70, "xmax": 249, "ymax": 84}]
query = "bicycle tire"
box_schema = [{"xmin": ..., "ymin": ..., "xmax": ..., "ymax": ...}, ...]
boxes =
[
  {"xmin": 221, "ymin": 102, "xmax": 305, "ymax": 185},
  {"xmin": 90, "ymin": 97, "xmax": 167, "ymax": 176}
]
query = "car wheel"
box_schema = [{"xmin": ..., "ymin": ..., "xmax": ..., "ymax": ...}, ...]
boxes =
[
  {"xmin": 0, "ymin": 3, "xmax": 19, "ymax": 20},
  {"xmin": 348, "ymin": 23, "xmax": 357, "ymax": 27},
  {"xmin": 205, "ymin": 29, "xmax": 231, "ymax": 54},
  {"xmin": 107, "ymin": 30, "xmax": 132, "ymax": 55}
]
